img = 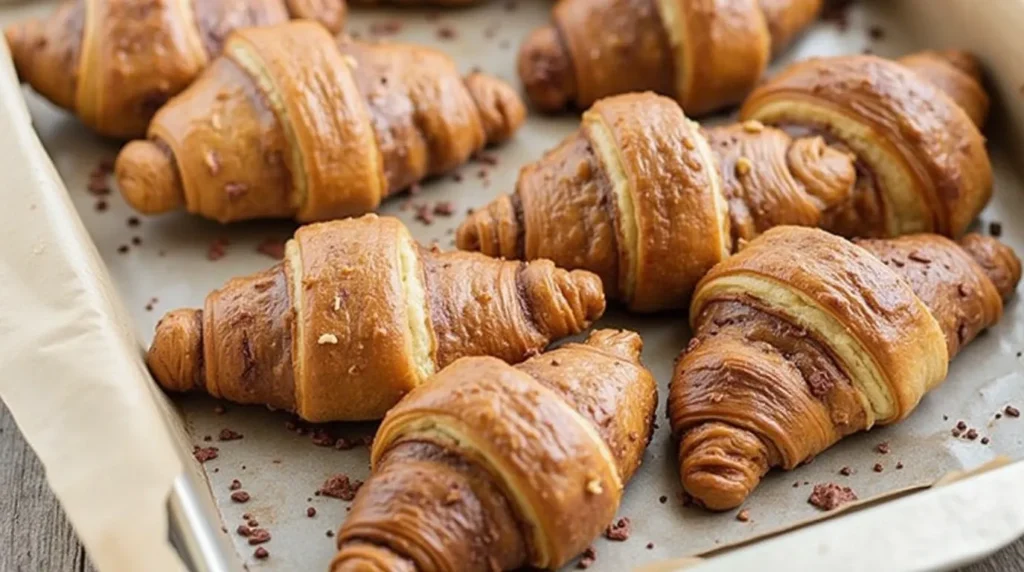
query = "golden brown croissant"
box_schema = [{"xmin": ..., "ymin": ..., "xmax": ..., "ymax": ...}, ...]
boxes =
[
  {"xmin": 146, "ymin": 215, "xmax": 604, "ymax": 422},
  {"xmin": 331, "ymin": 329, "xmax": 657, "ymax": 571},
  {"xmin": 668, "ymin": 226, "xmax": 1021, "ymax": 511},
  {"xmin": 518, "ymin": 0, "xmax": 822, "ymax": 114},
  {"xmin": 458, "ymin": 52, "xmax": 992, "ymax": 311},
  {"xmin": 4, "ymin": 0, "xmax": 346, "ymax": 139},
  {"xmin": 114, "ymin": 20, "xmax": 526, "ymax": 223}
]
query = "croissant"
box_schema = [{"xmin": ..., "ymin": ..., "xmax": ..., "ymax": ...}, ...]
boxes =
[
  {"xmin": 517, "ymin": 0, "xmax": 822, "ymax": 114},
  {"xmin": 4, "ymin": 0, "xmax": 346, "ymax": 139},
  {"xmin": 458, "ymin": 52, "xmax": 991, "ymax": 312},
  {"xmin": 146, "ymin": 215, "xmax": 605, "ymax": 422},
  {"xmin": 667, "ymin": 226, "xmax": 1021, "ymax": 511},
  {"xmin": 114, "ymin": 21, "xmax": 526, "ymax": 224},
  {"xmin": 332, "ymin": 329, "xmax": 657, "ymax": 571}
]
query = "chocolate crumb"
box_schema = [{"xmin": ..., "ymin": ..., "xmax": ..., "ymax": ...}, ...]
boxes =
[
  {"xmin": 192, "ymin": 446, "xmax": 219, "ymax": 463},
  {"xmin": 219, "ymin": 428, "xmax": 243, "ymax": 441},
  {"xmin": 736, "ymin": 509, "xmax": 751, "ymax": 522},
  {"xmin": 319, "ymin": 474, "xmax": 363, "ymax": 501},
  {"xmin": 952, "ymin": 429, "xmax": 962, "ymax": 438},
  {"xmin": 873, "ymin": 463, "xmax": 884, "ymax": 473},
  {"xmin": 86, "ymin": 177, "xmax": 110, "ymax": 196},
  {"xmin": 94, "ymin": 200, "xmax": 108, "ymax": 212},
  {"xmin": 253, "ymin": 547, "xmax": 269, "ymax": 559},
  {"xmin": 981, "ymin": 437, "xmax": 991, "ymax": 445},
  {"xmin": 896, "ymin": 462, "xmax": 904, "ymax": 470},
  {"xmin": 256, "ymin": 238, "xmax": 286, "ymax": 260},
  {"xmin": 989, "ymin": 221, "xmax": 1003, "ymax": 237},
  {"xmin": 117, "ymin": 245, "xmax": 129, "ymax": 254},
  {"xmin": 415, "ymin": 203, "xmax": 434, "ymax": 225},
  {"xmin": 475, "ymin": 152, "xmax": 499, "ymax": 166},
  {"xmin": 207, "ymin": 237, "xmax": 228, "ymax": 261},
  {"xmin": 957, "ymin": 420, "xmax": 968, "ymax": 431},
  {"xmin": 437, "ymin": 25, "xmax": 456, "ymax": 40},
  {"xmin": 229, "ymin": 479, "xmax": 242, "ymax": 491},
  {"xmin": 248, "ymin": 528, "xmax": 271, "ymax": 545},
  {"xmin": 966, "ymin": 428, "xmax": 979, "ymax": 440},
  {"xmin": 311, "ymin": 429, "xmax": 335, "ymax": 447},
  {"xmin": 658, "ymin": 495, "xmax": 668, "ymax": 504},
  {"xmin": 1006, "ymin": 405, "xmax": 1020, "ymax": 418},
  {"xmin": 202, "ymin": 435, "xmax": 212, "ymax": 442},
  {"xmin": 369, "ymin": 20, "xmax": 402, "ymax": 36},
  {"xmin": 307, "ymin": 506, "xmax": 316, "ymax": 517},
  {"xmin": 236, "ymin": 525, "xmax": 251, "ymax": 537},
  {"xmin": 577, "ymin": 546, "xmax": 597, "ymax": 569},
  {"xmin": 248, "ymin": 519, "xmax": 259, "ymax": 528},
  {"xmin": 326, "ymin": 530, "xmax": 335, "ymax": 538},
  {"xmin": 943, "ymin": 415, "xmax": 948, "ymax": 421},
  {"xmin": 433, "ymin": 201, "xmax": 455, "ymax": 216},
  {"xmin": 839, "ymin": 466, "xmax": 853, "ymax": 476},
  {"xmin": 230, "ymin": 491, "xmax": 251, "ymax": 503},
  {"xmin": 605, "ymin": 517, "xmax": 631, "ymax": 541},
  {"xmin": 127, "ymin": 216, "xmax": 141, "ymax": 227},
  {"xmin": 808, "ymin": 483, "xmax": 858, "ymax": 511},
  {"xmin": 875, "ymin": 442, "xmax": 890, "ymax": 454},
  {"xmin": 646, "ymin": 542, "xmax": 654, "ymax": 550},
  {"xmin": 243, "ymin": 513, "xmax": 252, "ymax": 520},
  {"xmin": 868, "ymin": 25, "xmax": 885, "ymax": 40}
]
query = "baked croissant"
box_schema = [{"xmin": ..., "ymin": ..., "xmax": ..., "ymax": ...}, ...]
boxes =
[
  {"xmin": 146, "ymin": 215, "xmax": 604, "ymax": 422},
  {"xmin": 458, "ymin": 52, "xmax": 991, "ymax": 312},
  {"xmin": 332, "ymin": 329, "xmax": 657, "ymax": 571},
  {"xmin": 4, "ymin": 0, "xmax": 346, "ymax": 139},
  {"xmin": 668, "ymin": 226, "xmax": 1021, "ymax": 511},
  {"xmin": 518, "ymin": 0, "xmax": 822, "ymax": 114},
  {"xmin": 114, "ymin": 21, "xmax": 526, "ymax": 224}
]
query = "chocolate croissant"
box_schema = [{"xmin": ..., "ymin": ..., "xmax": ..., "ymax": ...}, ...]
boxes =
[
  {"xmin": 518, "ymin": 0, "xmax": 822, "ymax": 114},
  {"xmin": 459, "ymin": 52, "xmax": 991, "ymax": 311},
  {"xmin": 4, "ymin": 0, "xmax": 346, "ymax": 139},
  {"xmin": 146, "ymin": 215, "xmax": 604, "ymax": 422},
  {"xmin": 332, "ymin": 329, "xmax": 657, "ymax": 571},
  {"xmin": 668, "ymin": 226, "xmax": 1020, "ymax": 511},
  {"xmin": 114, "ymin": 21, "xmax": 526, "ymax": 223}
]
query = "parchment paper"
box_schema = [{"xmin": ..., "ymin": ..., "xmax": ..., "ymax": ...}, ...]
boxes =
[
  {"xmin": 0, "ymin": 22, "xmax": 187, "ymax": 572},
  {"xmin": 2, "ymin": 0, "xmax": 1024, "ymax": 571}
]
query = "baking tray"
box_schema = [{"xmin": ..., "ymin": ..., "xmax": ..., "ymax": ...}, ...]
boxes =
[{"xmin": 2, "ymin": 0, "xmax": 1024, "ymax": 571}]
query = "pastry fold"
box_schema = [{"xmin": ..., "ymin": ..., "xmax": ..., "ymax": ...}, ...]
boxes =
[
  {"xmin": 4, "ymin": 0, "xmax": 346, "ymax": 139},
  {"xmin": 146, "ymin": 215, "xmax": 605, "ymax": 422},
  {"xmin": 115, "ymin": 21, "xmax": 526, "ymax": 223},
  {"xmin": 518, "ymin": 0, "xmax": 821, "ymax": 114},
  {"xmin": 332, "ymin": 330, "xmax": 658, "ymax": 571},
  {"xmin": 668, "ymin": 226, "xmax": 1020, "ymax": 510}
]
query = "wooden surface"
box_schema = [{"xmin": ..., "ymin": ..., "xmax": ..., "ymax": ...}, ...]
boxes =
[{"xmin": 0, "ymin": 400, "xmax": 1021, "ymax": 572}]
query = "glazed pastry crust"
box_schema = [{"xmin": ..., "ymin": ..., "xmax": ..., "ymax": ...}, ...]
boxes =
[
  {"xmin": 669, "ymin": 226, "xmax": 1019, "ymax": 510},
  {"xmin": 741, "ymin": 55, "xmax": 992, "ymax": 237},
  {"xmin": 333, "ymin": 330, "xmax": 657, "ymax": 571},
  {"xmin": 461, "ymin": 93, "xmax": 728, "ymax": 312},
  {"xmin": 519, "ymin": 0, "xmax": 820, "ymax": 114},
  {"xmin": 4, "ymin": 0, "xmax": 345, "ymax": 139},
  {"xmin": 146, "ymin": 215, "xmax": 605, "ymax": 422},
  {"xmin": 116, "ymin": 21, "xmax": 526, "ymax": 223}
]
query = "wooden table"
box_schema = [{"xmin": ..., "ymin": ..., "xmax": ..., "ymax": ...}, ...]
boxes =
[{"xmin": 1, "ymin": 402, "xmax": 1021, "ymax": 571}]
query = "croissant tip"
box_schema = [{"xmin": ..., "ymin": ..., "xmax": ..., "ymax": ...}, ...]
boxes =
[
  {"xmin": 115, "ymin": 139, "xmax": 184, "ymax": 215},
  {"xmin": 4, "ymin": 21, "xmax": 33, "ymax": 75},
  {"xmin": 517, "ymin": 26, "xmax": 576, "ymax": 113},
  {"xmin": 464, "ymin": 72, "xmax": 527, "ymax": 144},
  {"xmin": 147, "ymin": 309, "xmax": 203, "ymax": 393},
  {"xmin": 571, "ymin": 269, "xmax": 607, "ymax": 324},
  {"xmin": 585, "ymin": 329, "xmax": 643, "ymax": 362}
]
